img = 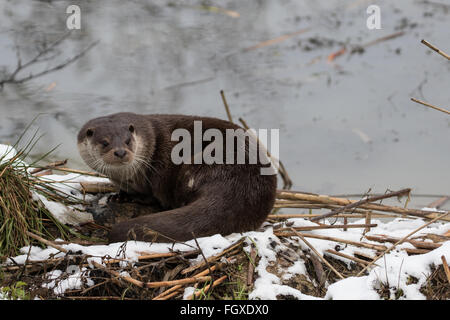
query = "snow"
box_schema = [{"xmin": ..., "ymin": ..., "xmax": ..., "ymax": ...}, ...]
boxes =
[
  {"xmin": 325, "ymin": 277, "xmax": 379, "ymax": 300},
  {"xmin": 4, "ymin": 212, "xmax": 449, "ymax": 299},
  {"xmin": 42, "ymin": 269, "xmax": 94, "ymax": 295}
]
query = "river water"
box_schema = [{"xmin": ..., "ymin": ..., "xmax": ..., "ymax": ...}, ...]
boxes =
[{"xmin": 0, "ymin": 0, "xmax": 449, "ymax": 208}]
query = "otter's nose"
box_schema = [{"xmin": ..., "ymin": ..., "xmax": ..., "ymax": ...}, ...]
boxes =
[{"xmin": 114, "ymin": 149, "xmax": 127, "ymax": 159}]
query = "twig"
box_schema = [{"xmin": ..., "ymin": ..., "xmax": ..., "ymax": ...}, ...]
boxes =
[
  {"xmin": 243, "ymin": 28, "xmax": 310, "ymax": 51},
  {"xmin": 146, "ymin": 276, "xmax": 212, "ymax": 288},
  {"xmin": 276, "ymin": 190, "xmax": 450, "ymax": 222},
  {"xmin": 138, "ymin": 250, "xmax": 197, "ymax": 261},
  {"xmin": 277, "ymin": 223, "xmax": 377, "ymax": 232},
  {"xmin": 14, "ymin": 41, "xmax": 99, "ymax": 84},
  {"xmin": 153, "ymin": 262, "xmax": 223, "ymax": 300},
  {"xmin": 427, "ymin": 196, "xmax": 450, "ymax": 209},
  {"xmin": 153, "ymin": 263, "xmax": 222, "ymax": 300},
  {"xmin": 359, "ymin": 31, "xmax": 405, "ymax": 50},
  {"xmin": 275, "ymin": 231, "xmax": 387, "ymax": 251},
  {"xmin": 239, "ymin": 118, "xmax": 293, "ymax": 189},
  {"xmin": 220, "ymin": 90, "xmax": 233, "ymax": 123},
  {"xmin": 29, "ymin": 159, "xmax": 67, "ymax": 175},
  {"xmin": 191, "ymin": 232, "xmax": 214, "ymax": 294},
  {"xmin": 47, "ymin": 167, "xmax": 107, "ymax": 177},
  {"xmin": 410, "ymin": 98, "xmax": 450, "ymax": 116},
  {"xmin": 92, "ymin": 261, "xmax": 144, "ymax": 288},
  {"xmin": 325, "ymin": 249, "xmax": 370, "ymax": 267},
  {"xmin": 364, "ymin": 235, "xmax": 441, "ymax": 250},
  {"xmin": 364, "ymin": 212, "xmax": 372, "ymax": 234},
  {"xmin": 404, "ymin": 248, "xmax": 430, "ymax": 255},
  {"xmin": 187, "ymin": 275, "xmax": 228, "ymax": 300},
  {"xmin": 93, "ymin": 260, "xmax": 213, "ymax": 289},
  {"xmin": 267, "ymin": 213, "xmax": 400, "ymax": 219},
  {"xmin": 181, "ymin": 238, "xmax": 244, "ymax": 275},
  {"xmin": 308, "ymin": 253, "xmax": 326, "ymax": 286},
  {"xmin": 357, "ymin": 212, "xmax": 450, "ymax": 276},
  {"xmin": 310, "ymin": 188, "xmax": 411, "ymax": 222},
  {"xmin": 289, "ymin": 228, "xmax": 344, "ymax": 280},
  {"xmin": 441, "ymin": 256, "xmax": 450, "ymax": 284},
  {"xmin": 25, "ymin": 231, "xmax": 68, "ymax": 254},
  {"xmin": 246, "ymin": 245, "xmax": 257, "ymax": 287},
  {"xmin": 421, "ymin": 39, "xmax": 450, "ymax": 60},
  {"xmin": 79, "ymin": 181, "xmax": 117, "ymax": 194}
]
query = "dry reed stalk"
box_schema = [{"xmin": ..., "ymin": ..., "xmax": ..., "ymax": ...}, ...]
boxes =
[
  {"xmin": 220, "ymin": 90, "xmax": 233, "ymax": 123},
  {"xmin": 29, "ymin": 159, "xmax": 67, "ymax": 175},
  {"xmin": 186, "ymin": 275, "xmax": 228, "ymax": 300},
  {"xmin": 33, "ymin": 169, "xmax": 53, "ymax": 177},
  {"xmin": 357, "ymin": 212, "xmax": 450, "ymax": 276},
  {"xmin": 411, "ymin": 98, "xmax": 450, "ymax": 116},
  {"xmin": 325, "ymin": 249, "xmax": 370, "ymax": 267},
  {"xmin": 243, "ymin": 28, "xmax": 310, "ymax": 51},
  {"xmin": 421, "ymin": 39, "xmax": 450, "ymax": 60},
  {"xmin": 146, "ymin": 276, "xmax": 212, "ymax": 289},
  {"xmin": 25, "ymin": 231, "xmax": 68, "ymax": 254},
  {"xmin": 441, "ymin": 256, "xmax": 450, "ymax": 284},
  {"xmin": 276, "ymin": 223, "xmax": 377, "ymax": 232},
  {"xmin": 138, "ymin": 252, "xmax": 179, "ymax": 260},
  {"xmin": 238, "ymin": 117, "xmax": 292, "ymax": 189},
  {"xmin": 427, "ymin": 196, "xmax": 450, "ymax": 209},
  {"xmin": 276, "ymin": 190, "xmax": 450, "ymax": 222},
  {"xmin": 48, "ymin": 167, "xmax": 107, "ymax": 177},
  {"xmin": 289, "ymin": 228, "xmax": 344, "ymax": 280},
  {"xmin": 404, "ymin": 248, "xmax": 430, "ymax": 255},
  {"xmin": 152, "ymin": 285, "xmax": 183, "ymax": 300},
  {"xmin": 273, "ymin": 203, "xmax": 370, "ymax": 214},
  {"xmin": 79, "ymin": 181, "xmax": 117, "ymax": 194},
  {"xmin": 247, "ymin": 246, "xmax": 257, "ymax": 287},
  {"xmin": 310, "ymin": 188, "xmax": 411, "ymax": 222},
  {"xmin": 181, "ymin": 238, "xmax": 244, "ymax": 275},
  {"xmin": 364, "ymin": 235, "xmax": 442, "ymax": 250},
  {"xmin": 274, "ymin": 231, "xmax": 387, "ymax": 251},
  {"xmin": 92, "ymin": 260, "xmax": 212, "ymax": 289},
  {"xmin": 154, "ymin": 289, "xmax": 182, "ymax": 300},
  {"xmin": 218, "ymin": 90, "xmax": 292, "ymax": 189},
  {"xmin": 365, "ymin": 212, "xmax": 372, "ymax": 234},
  {"xmin": 267, "ymin": 213, "xmax": 400, "ymax": 219},
  {"xmin": 92, "ymin": 261, "xmax": 145, "ymax": 288},
  {"xmin": 153, "ymin": 260, "xmax": 226, "ymax": 300},
  {"xmin": 353, "ymin": 251, "xmax": 376, "ymax": 261}
]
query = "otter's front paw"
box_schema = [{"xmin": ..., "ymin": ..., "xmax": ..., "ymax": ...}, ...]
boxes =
[{"xmin": 108, "ymin": 191, "xmax": 133, "ymax": 203}]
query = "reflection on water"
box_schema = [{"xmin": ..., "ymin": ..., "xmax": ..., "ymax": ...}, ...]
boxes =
[{"xmin": 0, "ymin": 0, "xmax": 449, "ymax": 205}]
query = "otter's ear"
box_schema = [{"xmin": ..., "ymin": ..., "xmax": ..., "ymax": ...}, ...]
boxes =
[
  {"xmin": 129, "ymin": 124, "xmax": 135, "ymax": 133},
  {"xmin": 86, "ymin": 128, "xmax": 94, "ymax": 137}
]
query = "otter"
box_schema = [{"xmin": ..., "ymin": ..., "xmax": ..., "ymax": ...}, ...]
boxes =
[{"xmin": 77, "ymin": 112, "xmax": 277, "ymax": 243}]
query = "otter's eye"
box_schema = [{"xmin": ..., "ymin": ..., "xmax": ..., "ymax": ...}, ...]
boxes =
[
  {"xmin": 125, "ymin": 138, "xmax": 131, "ymax": 145},
  {"xmin": 101, "ymin": 140, "xmax": 109, "ymax": 147},
  {"xmin": 86, "ymin": 129, "xmax": 94, "ymax": 137},
  {"xmin": 129, "ymin": 125, "xmax": 134, "ymax": 133}
]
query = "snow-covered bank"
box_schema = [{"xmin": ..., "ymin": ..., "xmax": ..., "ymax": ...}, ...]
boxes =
[
  {"xmin": 1, "ymin": 143, "xmax": 449, "ymax": 300},
  {"xmin": 5, "ymin": 217, "xmax": 449, "ymax": 300}
]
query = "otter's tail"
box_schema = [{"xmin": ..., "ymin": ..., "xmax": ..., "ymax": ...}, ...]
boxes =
[{"xmin": 108, "ymin": 192, "xmax": 273, "ymax": 243}]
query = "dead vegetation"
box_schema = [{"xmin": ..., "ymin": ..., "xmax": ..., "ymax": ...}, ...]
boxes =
[
  {"xmin": 1, "ymin": 39, "xmax": 449, "ymax": 299},
  {"xmin": 0, "ymin": 146, "xmax": 449, "ymax": 300}
]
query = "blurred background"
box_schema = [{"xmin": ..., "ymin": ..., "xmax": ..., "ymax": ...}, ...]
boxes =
[{"xmin": 0, "ymin": 0, "xmax": 449, "ymax": 207}]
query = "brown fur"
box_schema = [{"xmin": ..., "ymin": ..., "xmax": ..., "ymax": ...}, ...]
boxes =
[{"xmin": 77, "ymin": 112, "xmax": 277, "ymax": 242}]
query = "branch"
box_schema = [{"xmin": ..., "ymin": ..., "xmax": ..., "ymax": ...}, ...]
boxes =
[{"xmin": 0, "ymin": 33, "xmax": 99, "ymax": 88}]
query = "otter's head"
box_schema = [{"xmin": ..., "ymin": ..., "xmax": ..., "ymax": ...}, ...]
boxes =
[{"xmin": 77, "ymin": 114, "xmax": 147, "ymax": 177}]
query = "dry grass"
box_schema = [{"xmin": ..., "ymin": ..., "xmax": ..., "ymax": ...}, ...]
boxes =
[{"xmin": 0, "ymin": 127, "xmax": 79, "ymax": 258}]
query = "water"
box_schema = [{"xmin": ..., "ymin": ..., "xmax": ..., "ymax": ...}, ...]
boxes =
[{"xmin": 0, "ymin": 0, "xmax": 449, "ymax": 208}]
